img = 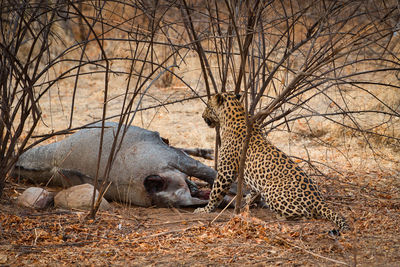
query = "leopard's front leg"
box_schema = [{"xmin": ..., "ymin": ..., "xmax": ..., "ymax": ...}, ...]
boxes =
[
  {"xmin": 194, "ymin": 167, "xmax": 235, "ymax": 213},
  {"xmin": 243, "ymin": 190, "xmax": 259, "ymax": 208}
]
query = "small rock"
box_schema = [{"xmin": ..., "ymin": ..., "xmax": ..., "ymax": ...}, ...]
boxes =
[
  {"xmin": 17, "ymin": 187, "xmax": 54, "ymax": 209},
  {"xmin": 54, "ymin": 184, "xmax": 111, "ymax": 211}
]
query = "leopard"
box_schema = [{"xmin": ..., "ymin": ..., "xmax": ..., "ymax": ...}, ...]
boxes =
[{"xmin": 194, "ymin": 92, "xmax": 349, "ymax": 235}]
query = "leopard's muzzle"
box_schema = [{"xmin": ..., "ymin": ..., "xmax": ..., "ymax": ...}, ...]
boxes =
[{"xmin": 204, "ymin": 117, "xmax": 216, "ymax": 128}]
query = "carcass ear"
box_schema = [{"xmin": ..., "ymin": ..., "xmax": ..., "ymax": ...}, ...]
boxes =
[{"xmin": 215, "ymin": 93, "xmax": 224, "ymax": 106}]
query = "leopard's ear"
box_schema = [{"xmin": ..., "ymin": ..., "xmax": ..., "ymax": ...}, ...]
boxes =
[
  {"xmin": 235, "ymin": 94, "xmax": 241, "ymax": 101},
  {"xmin": 215, "ymin": 93, "xmax": 224, "ymax": 106}
]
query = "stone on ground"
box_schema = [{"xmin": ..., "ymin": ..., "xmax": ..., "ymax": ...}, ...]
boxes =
[
  {"xmin": 17, "ymin": 187, "xmax": 54, "ymax": 209},
  {"xmin": 54, "ymin": 183, "xmax": 111, "ymax": 211}
]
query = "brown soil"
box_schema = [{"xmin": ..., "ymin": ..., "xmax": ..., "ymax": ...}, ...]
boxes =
[{"xmin": 1, "ymin": 162, "xmax": 400, "ymax": 266}]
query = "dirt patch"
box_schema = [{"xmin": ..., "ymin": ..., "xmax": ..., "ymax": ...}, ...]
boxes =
[
  {"xmin": 3, "ymin": 52, "xmax": 400, "ymax": 266},
  {"xmin": 2, "ymin": 166, "xmax": 400, "ymax": 266}
]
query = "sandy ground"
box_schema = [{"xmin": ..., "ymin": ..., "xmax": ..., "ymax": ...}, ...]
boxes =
[{"xmin": 2, "ymin": 36, "xmax": 400, "ymax": 266}]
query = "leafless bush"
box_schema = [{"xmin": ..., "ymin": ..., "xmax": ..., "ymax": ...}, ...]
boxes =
[
  {"xmin": 179, "ymin": 0, "xmax": 400, "ymax": 211},
  {"xmin": 0, "ymin": 0, "xmax": 68, "ymax": 197},
  {"xmin": 0, "ymin": 0, "xmax": 195, "ymax": 218}
]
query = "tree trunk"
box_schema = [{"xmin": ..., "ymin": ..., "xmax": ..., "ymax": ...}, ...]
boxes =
[
  {"xmin": 0, "ymin": 167, "xmax": 6, "ymax": 198},
  {"xmin": 234, "ymin": 121, "xmax": 253, "ymax": 214}
]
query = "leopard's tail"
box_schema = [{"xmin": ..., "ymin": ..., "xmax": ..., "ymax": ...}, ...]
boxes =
[{"xmin": 314, "ymin": 202, "xmax": 350, "ymax": 235}]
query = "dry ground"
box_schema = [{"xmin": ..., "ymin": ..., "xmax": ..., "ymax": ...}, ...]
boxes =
[
  {"xmin": 1, "ymin": 82, "xmax": 400, "ymax": 266},
  {"xmin": 1, "ymin": 32, "xmax": 400, "ymax": 266},
  {"xmin": 1, "ymin": 165, "xmax": 400, "ymax": 266}
]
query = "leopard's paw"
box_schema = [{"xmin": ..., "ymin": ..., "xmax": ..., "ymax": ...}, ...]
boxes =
[{"xmin": 193, "ymin": 207, "xmax": 207, "ymax": 214}]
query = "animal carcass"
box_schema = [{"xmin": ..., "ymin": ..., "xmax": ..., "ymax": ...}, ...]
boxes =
[{"xmin": 13, "ymin": 122, "xmax": 216, "ymax": 207}]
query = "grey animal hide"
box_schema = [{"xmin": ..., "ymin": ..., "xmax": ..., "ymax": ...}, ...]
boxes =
[{"xmin": 13, "ymin": 122, "xmax": 217, "ymax": 207}]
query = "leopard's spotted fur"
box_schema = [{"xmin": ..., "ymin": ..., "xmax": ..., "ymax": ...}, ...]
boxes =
[{"xmin": 194, "ymin": 93, "xmax": 349, "ymax": 234}]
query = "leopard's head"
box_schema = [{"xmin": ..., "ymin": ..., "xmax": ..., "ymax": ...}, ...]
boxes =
[{"xmin": 202, "ymin": 93, "xmax": 242, "ymax": 128}]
